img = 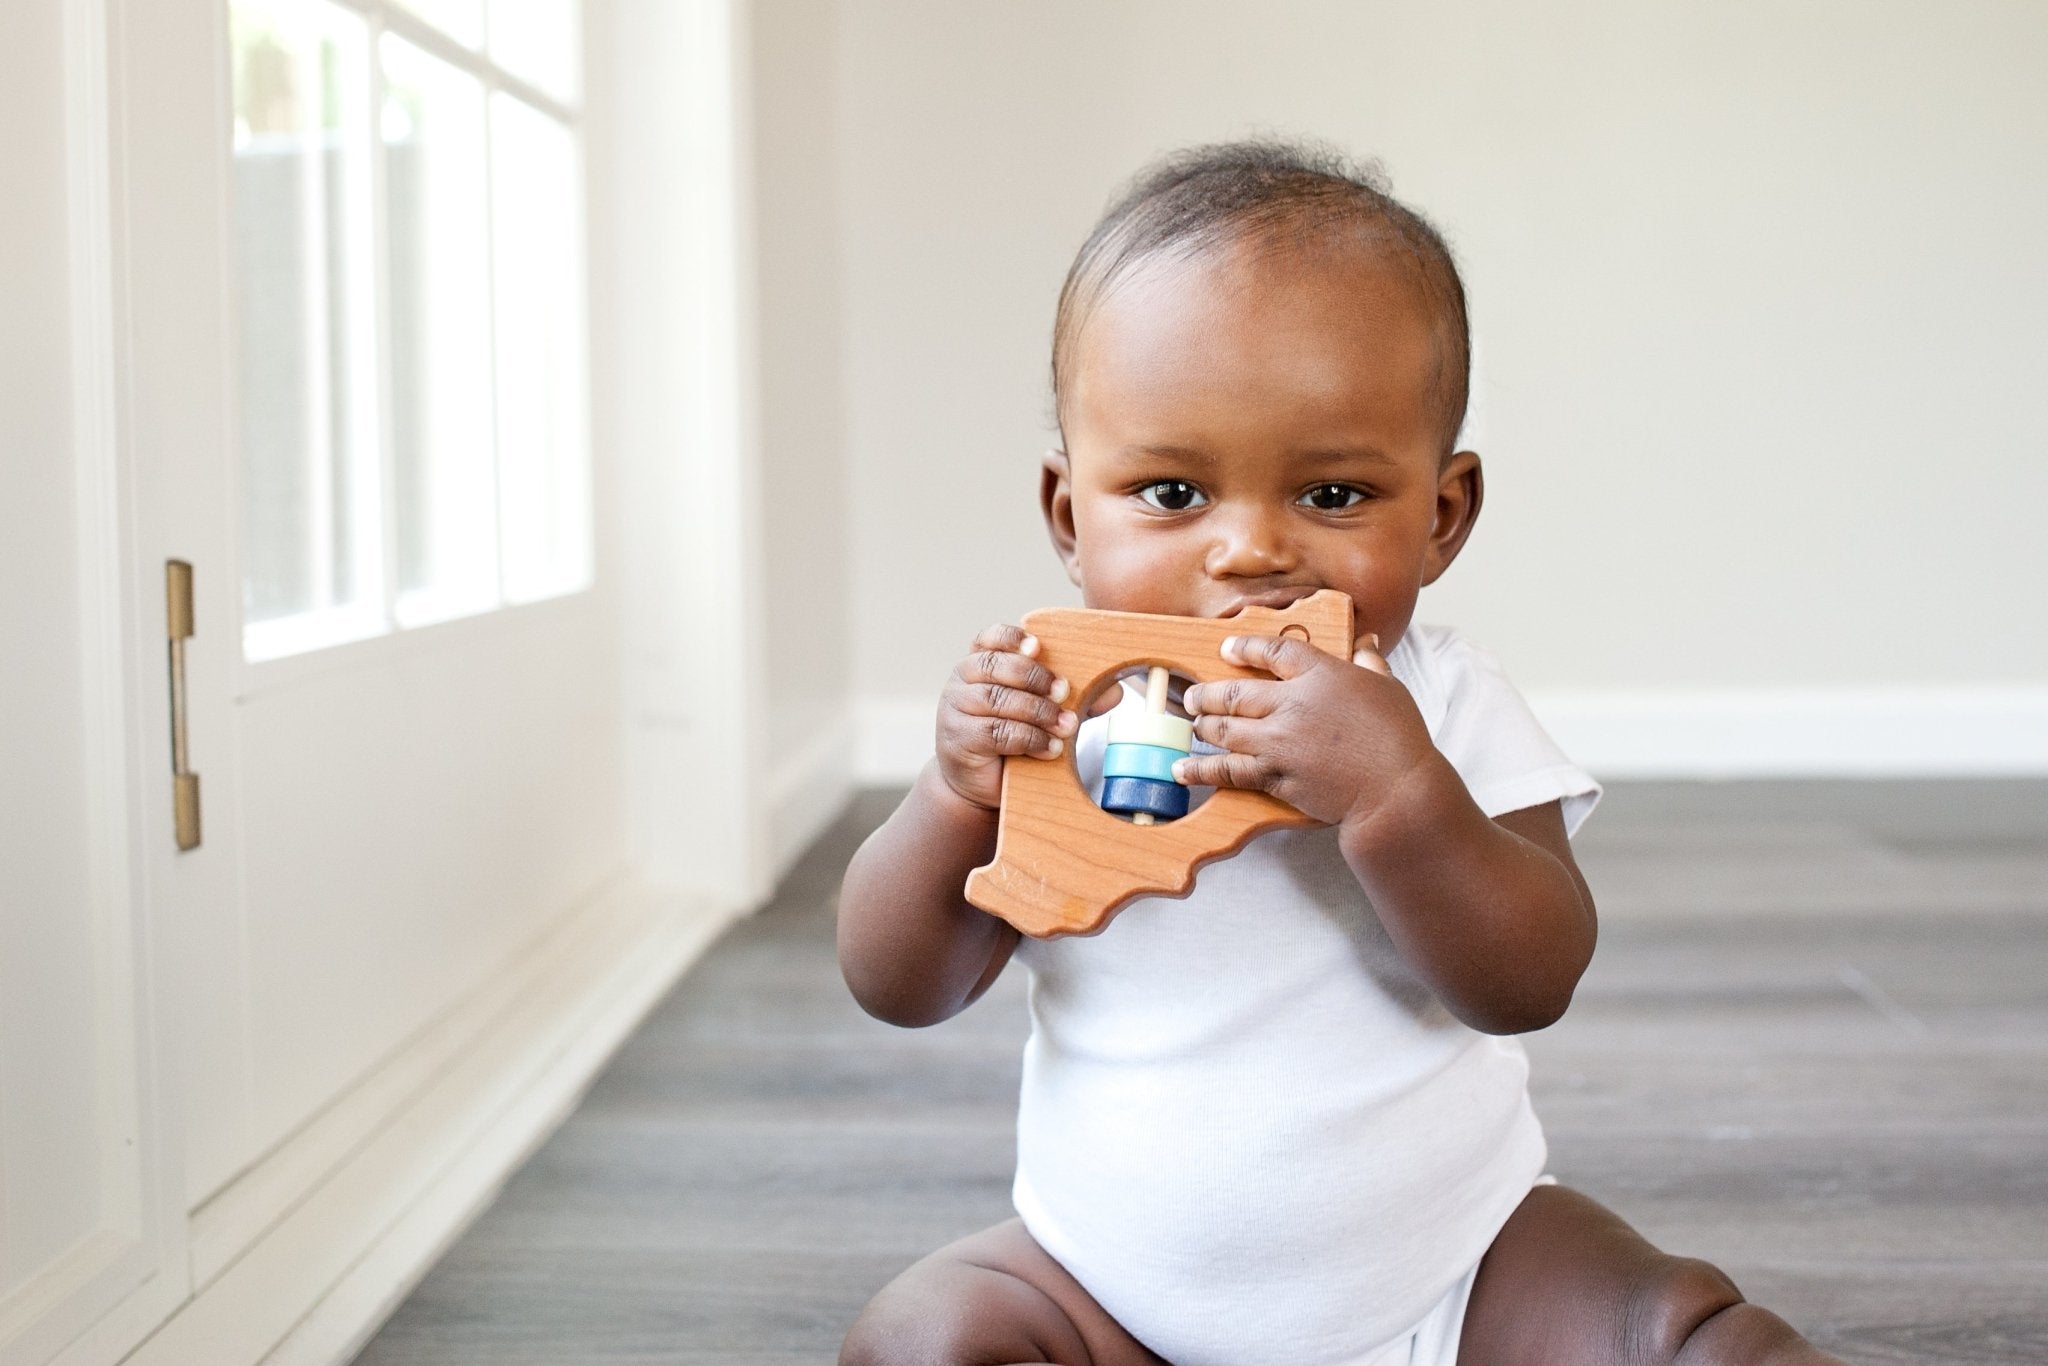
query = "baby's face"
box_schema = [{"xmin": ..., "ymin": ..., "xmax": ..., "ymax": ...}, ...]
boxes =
[{"xmin": 1045, "ymin": 239, "xmax": 1480, "ymax": 653}]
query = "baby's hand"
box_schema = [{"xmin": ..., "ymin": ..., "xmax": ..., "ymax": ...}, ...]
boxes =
[
  {"xmin": 935, "ymin": 624, "xmax": 1079, "ymax": 811},
  {"xmin": 1177, "ymin": 633, "xmax": 1440, "ymax": 832}
]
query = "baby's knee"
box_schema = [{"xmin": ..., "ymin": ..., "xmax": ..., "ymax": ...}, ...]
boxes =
[
  {"xmin": 840, "ymin": 1258, "xmax": 1088, "ymax": 1366},
  {"xmin": 1616, "ymin": 1252, "xmax": 1845, "ymax": 1365},
  {"xmin": 839, "ymin": 1281, "xmax": 970, "ymax": 1366},
  {"xmin": 1625, "ymin": 1255, "xmax": 1743, "ymax": 1361},
  {"xmin": 840, "ymin": 1285, "xmax": 959, "ymax": 1366}
]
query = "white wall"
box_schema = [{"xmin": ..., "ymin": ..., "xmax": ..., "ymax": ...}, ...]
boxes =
[
  {"xmin": 0, "ymin": 0, "xmax": 108, "ymax": 1293},
  {"xmin": 777, "ymin": 0, "xmax": 2048, "ymax": 779},
  {"xmin": 753, "ymin": 0, "xmax": 856, "ymax": 860}
]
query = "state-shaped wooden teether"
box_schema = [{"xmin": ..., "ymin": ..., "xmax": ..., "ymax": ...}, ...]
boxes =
[{"xmin": 965, "ymin": 589, "xmax": 1354, "ymax": 938}]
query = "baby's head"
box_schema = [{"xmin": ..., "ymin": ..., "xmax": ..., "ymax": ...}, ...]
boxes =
[{"xmin": 1041, "ymin": 139, "xmax": 1484, "ymax": 654}]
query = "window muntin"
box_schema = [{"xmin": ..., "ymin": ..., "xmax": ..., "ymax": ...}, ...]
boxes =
[{"xmin": 230, "ymin": 0, "xmax": 589, "ymax": 662}]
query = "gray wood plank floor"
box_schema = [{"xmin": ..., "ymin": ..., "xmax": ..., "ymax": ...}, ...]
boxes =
[{"xmin": 355, "ymin": 781, "xmax": 2048, "ymax": 1365}]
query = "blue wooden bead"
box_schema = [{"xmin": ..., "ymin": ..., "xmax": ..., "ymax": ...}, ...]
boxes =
[
  {"xmin": 1100, "ymin": 775, "xmax": 1191, "ymax": 820},
  {"xmin": 1101, "ymin": 742, "xmax": 1186, "ymax": 783}
]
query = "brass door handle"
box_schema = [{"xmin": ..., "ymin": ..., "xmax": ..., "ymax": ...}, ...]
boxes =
[{"xmin": 167, "ymin": 560, "xmax": 200, "ymax": 851}]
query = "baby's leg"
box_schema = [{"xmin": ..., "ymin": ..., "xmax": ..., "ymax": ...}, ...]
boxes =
[
  {"xmin": 1459, "ymin": 1184, "xmax": 1847, "ymax": 1365},
  {"xmin": 841, "ymin": 1218, "xmax": 1167, "ymax": 1366}
]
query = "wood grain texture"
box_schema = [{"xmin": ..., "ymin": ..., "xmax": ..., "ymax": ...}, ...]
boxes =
[
  {"xmin": 965, "ymin": 589, "xmax": 1352, "ymax": 936},
  {"xmin": 356, "ymin": 780, "xmax": 2048, "ymax": 1366}
]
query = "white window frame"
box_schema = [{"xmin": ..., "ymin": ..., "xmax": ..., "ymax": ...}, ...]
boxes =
[{"xmin": 230, "ymin": 0, "xmax": 592, "ymax": 670}]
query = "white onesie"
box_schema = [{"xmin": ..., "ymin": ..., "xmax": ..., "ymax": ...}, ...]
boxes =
[{"xmin": 1010, "ymin": 623, "xmax": 1600, "ymax": 1366}]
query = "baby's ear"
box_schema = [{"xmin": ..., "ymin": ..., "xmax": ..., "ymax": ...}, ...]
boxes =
[
  {"xmin": 1040, "ymin": 448, "xmax": 1083, "ymax": 586},
  {"xmin": 1422, "ymin": 449, "xmax": 1484, "ymax": 585}
]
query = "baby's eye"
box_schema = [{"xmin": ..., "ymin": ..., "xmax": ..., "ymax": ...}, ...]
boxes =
[
  {"xmin": 1138, "ymin": 481, "xmax": 1207, "ymax": 512},
  {"xmin": 1300, "ymin": 483, "xmax": 1367, "ymax": 511}
]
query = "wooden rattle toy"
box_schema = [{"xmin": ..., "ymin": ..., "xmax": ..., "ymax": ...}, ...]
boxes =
[{"xmin": 964, "ymin": 589, "xmax": 1353, "ymax": 938}]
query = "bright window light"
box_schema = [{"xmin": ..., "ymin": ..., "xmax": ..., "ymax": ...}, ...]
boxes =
[
  {"xmin": 230, "ymin": 0, "xmax": 383, "ymax": 649},
  {"xmin": 491, "ymin": 93, "xmax": 591, "ymax": 604},
  {"xmin": 487, "ymin": 0, "xmax": 579, "ymax": 105},
  {"xmin": 229, "ymin": 0, "xmax": 588, "ymax": 662},
  {"xmin": 383, "ymin": 33, "xmax": 498, "ymax": 628}
]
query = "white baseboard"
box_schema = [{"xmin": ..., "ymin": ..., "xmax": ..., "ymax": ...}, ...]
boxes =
[
  {"xmin": 118, "ymin": 880, "xmax": 740, "ymax": 1366},
  {"xmin": 766, "ymin": 711, "xmax": 855, "ymax": 880},
  {"xmin": 856, "ymin": 686, "xmax": 2048, "ymax": 783},
  {"xmin": 1528, "ymin": 685, "xmax": 2048, "ymax": 778}
]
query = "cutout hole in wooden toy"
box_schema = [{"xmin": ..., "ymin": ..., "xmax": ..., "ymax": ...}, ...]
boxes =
[
  {"xmin": 1073, "ymin": 665, "xmax": 1214, "ymax": 822},
  {"xmin": 1279, "ymin": 623, "xmax": 1311, "ymax": 642}
]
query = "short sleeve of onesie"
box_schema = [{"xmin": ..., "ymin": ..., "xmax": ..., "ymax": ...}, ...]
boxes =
[{"xmin": 1388, "ymin": 624, "xmax": 1601, "ymax": 837}]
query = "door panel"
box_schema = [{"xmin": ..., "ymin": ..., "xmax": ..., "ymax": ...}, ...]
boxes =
[
  {"xmin": 0, "ymin": 1, "xmax": 185, "ymax": 1360},
  {"xmin": 6, "ymin": 0, "xmax": 718, "ymax": 1356},
  {"xmin": 233, "ymin": 603, "xmax": 624, "ymax": 1157},
  {"xmin": 110, "ymin": 0, "xmax": 626, "ymax": 1210}
]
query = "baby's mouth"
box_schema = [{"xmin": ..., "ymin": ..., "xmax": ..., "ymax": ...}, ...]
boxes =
[{"xmin": 1217, "ymin": 587, "xmax": 1323, "ymax": 618}]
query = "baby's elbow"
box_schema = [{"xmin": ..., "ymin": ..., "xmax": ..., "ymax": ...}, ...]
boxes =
[
  {"xmin": 838, "ymin": 959, "xmax": 958, "ymax": 1030},
  {"xmin": 1464, "ymin": 906, "xmax": 1595, "ymax": 1035},
  {"xmin": 1486, "ymin": 994, "xmax": 1574, "ymax": 1036},
  {"xmin": 852, "ymin": 986, "xmax": 953, "ymax": 1030},
  {"xmin": 1456, "ymin": 980, "xmax": 1579, "ymax": 1036}
]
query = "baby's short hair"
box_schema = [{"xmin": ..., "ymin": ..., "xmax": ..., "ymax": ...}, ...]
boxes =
[{"xmin": 1052, "ymin": 138, "xmax": 1471, "ymax": 453}]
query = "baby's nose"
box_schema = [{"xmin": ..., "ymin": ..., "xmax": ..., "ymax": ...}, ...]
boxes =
[{"xmin": 1203, "ymin": 509, "xmax": 1298, "ymax": 576}]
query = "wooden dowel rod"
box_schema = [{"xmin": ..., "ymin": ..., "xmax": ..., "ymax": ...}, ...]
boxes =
[{"xmin": 1145, "ymin": 665, "xmax": 1170, "ymax": 714}]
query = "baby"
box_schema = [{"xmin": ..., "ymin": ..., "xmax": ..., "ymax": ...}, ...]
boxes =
[{"xmin": 836, "ymin": 141, "xmax": 1843, "ymax": 1366}]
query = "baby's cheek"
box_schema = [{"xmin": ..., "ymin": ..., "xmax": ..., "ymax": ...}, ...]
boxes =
[
  {"xmin": 1347, "ymin": 574, "xmax": 1419, "ymax": 650},
  {"xmin": 1076, "ymin": 545, "xmax": 1192, "ymax": 615}
]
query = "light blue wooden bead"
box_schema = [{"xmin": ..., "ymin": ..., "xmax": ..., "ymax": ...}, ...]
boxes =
[{"xmin": 1102, "ymin": 742, "xmax": 1186, "ymax": 783}]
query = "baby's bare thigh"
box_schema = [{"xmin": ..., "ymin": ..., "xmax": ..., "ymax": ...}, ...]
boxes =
[{"xmin": 841, "ymin": 1218, "xmax": 1167, "ymax": 1366}]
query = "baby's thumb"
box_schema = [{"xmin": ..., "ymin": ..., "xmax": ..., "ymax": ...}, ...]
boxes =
[{"xmin": 1352, "ymin": 633, "xmax": 1390, "ymax": 676}]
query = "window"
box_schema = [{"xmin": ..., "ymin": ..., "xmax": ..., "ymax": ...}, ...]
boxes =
[{"xmin": 230, "ymin": 0, "xmax": 589, "ymax": 662}]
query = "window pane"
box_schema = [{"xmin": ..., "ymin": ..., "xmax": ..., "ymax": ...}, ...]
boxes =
[
  {"xmin": 382, "ymin": 35, "xmax": 498, "ymax": 626},
  {"xmin": 231, "ymin": 0, "xmax": 383, "ymax": 652},
  {"xmin": 491, "ymin": 96, "xmax": 591, "ymax": 604},
  {"xmin": 487, "ymin": 0, "xmax": 579, "ymax": 104},
  {"xmin": 391, "ymin": 0, "xmax": 482, "ymax": 49}
]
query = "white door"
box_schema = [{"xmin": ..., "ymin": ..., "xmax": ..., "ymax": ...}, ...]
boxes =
[
  {"xmin": 113, "ymin": 0, "xmax": 629, "ymax": 1213},
  {"xmin": 0, "ymin": 4, "xmax": 186, "ymax": 1363},
  {"xmin": 7, "ymin": 0, "xmax": 767, "ymax": 1355}
]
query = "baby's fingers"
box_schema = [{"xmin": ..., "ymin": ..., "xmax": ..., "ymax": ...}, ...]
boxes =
[
  {"xmin": 960, "ymin": 624, "xmax": 1070, "ymax": 703},
  {"xmin": 1184, "ymin": 676, "xmax": 1280, "ymax": 720},
  {"xmin": 944, "ymin": 708, "xmax": 1068, "ymax": 759},
  {"xmin": 1220, "ymin": 631, "xmax": 1328, "ymax": 681},
  {"xmin": 1171, "ymin": 749, "xmax": 1275, "ymax": 793},
  {"xmin": 969, "ymin": 621, "xmax": 1039, "ymax": 661},
  {"xmin": 1351, "ymin": 631, "xmax": 1390, "ymax": 677},
  {"xmin": 943, "ymin": 679, "xmax": 1076, "ymax": 757}
]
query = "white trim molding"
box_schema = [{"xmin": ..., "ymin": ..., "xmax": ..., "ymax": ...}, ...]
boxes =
[
  {"xmin": 1529, "ymin": 685, "xmax": 2048, "ymax": 779},
  {"xmin": 856, "ymin": 686, "xmax": 2048, "ymax": 785},
  {"xmin": 112, "ymin": 881, "xmax": 738, "ymax": 1366}
]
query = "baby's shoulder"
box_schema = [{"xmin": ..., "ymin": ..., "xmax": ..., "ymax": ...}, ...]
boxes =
[
  {"xmin": 1393, "ymin": 620, "xmax": 1493, "ymax": 672},
  {"xmin": 1387, "ymin": 621, "xmax": 1502, "ymax": 732}
]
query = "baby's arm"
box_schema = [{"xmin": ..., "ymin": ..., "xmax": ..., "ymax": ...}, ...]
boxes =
[
  {"xmin": 837, "ymin": 624, "xmax": 1077, "ymax": 1027},
  {"xmin": 1343, "ymin": 773, "xmax": 1595, "ymax": 1035},
  {"xmin": 1179, "ymin": 632, "xmax": 1595, "ymax": 1035}
]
